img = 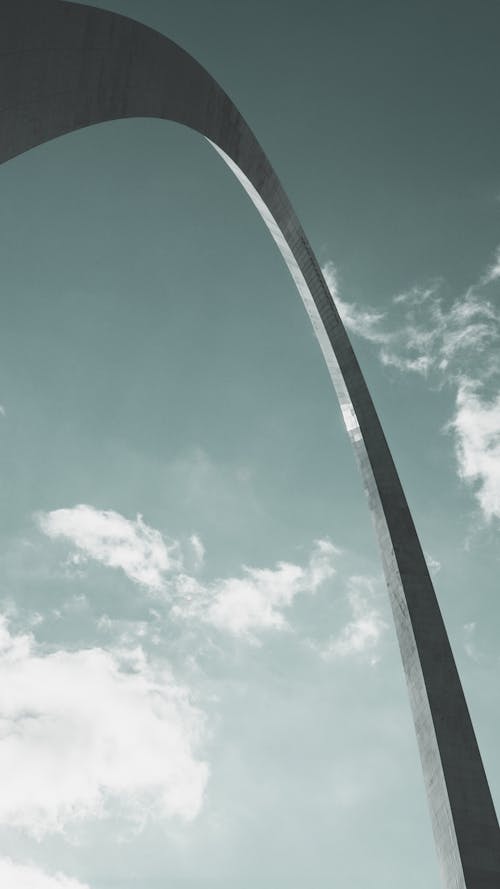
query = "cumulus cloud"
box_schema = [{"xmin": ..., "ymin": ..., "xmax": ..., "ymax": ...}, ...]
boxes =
[
  {"xmin": 35, "ymin": 502, "xmax": 383, "ymax": 661},
  {"xmin": 37, "ymin": 505, "xmax": 338, "ymax": 644},
  {"xmin": 450, "ymin": 382, "xmax": 500, "ymax": 520},
  {"xmin": 0, "ymin": 616, "xmax": 208, "ymax": 837},
  {"xmin": 37, "ymin": 505, "xmax": 180, "ymax": 592},
  {"xmin": 173, "ymin": 539, "xmax": 338, "ymax": 642},
  {"xmin": 0, "ymin": 858, "xmax": 90, "ymax": 889},
  {"xmin": 321, "ymin": 577, "xmax": 387, "ymax": 663}
]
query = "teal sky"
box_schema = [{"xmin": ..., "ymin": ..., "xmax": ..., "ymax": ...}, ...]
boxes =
[{"xmin": 1, "ymin": 1, "xmax": 500, "ymax": 887}]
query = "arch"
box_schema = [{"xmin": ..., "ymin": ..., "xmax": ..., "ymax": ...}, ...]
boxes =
[{"xmin": 1, "ymin": 2, "xmax": 499, "ymax": 885}]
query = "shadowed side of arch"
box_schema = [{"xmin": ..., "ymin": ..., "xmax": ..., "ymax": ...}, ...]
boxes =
[{"xmin": 1, "ymin": 2, "xmax": 499, "ymax": 886}]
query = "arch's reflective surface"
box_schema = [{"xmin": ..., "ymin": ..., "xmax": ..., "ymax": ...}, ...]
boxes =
[{"xmin": 1, "ymin": 2, "xmax": 499, "ymax": 885}]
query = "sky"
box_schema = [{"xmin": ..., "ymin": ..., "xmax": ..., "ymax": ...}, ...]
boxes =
[{"xmin": 0, "ymin": 1, "xmax": 499, "ymax": 886}]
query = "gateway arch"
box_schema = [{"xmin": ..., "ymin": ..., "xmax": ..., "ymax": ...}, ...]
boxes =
[{"xmin": 1, "ymin": 2, "xmax": 499, "ymax": 886}]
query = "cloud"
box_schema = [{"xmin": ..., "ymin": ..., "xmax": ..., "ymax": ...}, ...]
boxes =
[
  {"xmin": 481, "ymin": 245, "xmax": 500, "ymax": 285},
  {"xmin": 450, "ymin": 382, "xmax": 500, "ymax": 520},
  {"xmin": 321, "ymin": 576, "xmax": 387, "ymax": 664},
  {"xmin": 35, "ymin": 502, "xmax": 380, "ymax": 660},
  {"xmin": 189, "ymin": 534, "xmax": 205, "ymax": 569},
  {"xmin": 425, "ymin": 552, "xmax": 441, "ymax": 575},
  {"xmin": 37, "ymin": 505, "xmax": 180, "ymax": 593},
  {"xmin": 0, "ymin": 858, "xmax": 90, "ymax": 889},
  {"xmin": 173, "ymin": 539, "xmax": 338, "ymax": 642},
  {"xmin": 0, "ymin": 404, "xmax": 5, "ymax": 417},
  {"xmin": 323, "ymin": 262, "xmax": 389, "ymax": 344},
  {"xmin": 322, "ymin": 260, "xmax": 500, "ymax": 382},
  {"xmin": 463, "ymin": 621, "xmax": 480, "ymax": 662},
  {"xmin": 37, "ymin": 505, "xmax": 337, "ymax": 644},
  {"xmin": 323, "ymin": 250, "xmax": 500, "ymax": 524},
  {"xmin": 379, "ymin": 288, "xmax": 498, "ymax": 378},
  {"xmin": 0, "ymin": 616, "xmax": 208, "ymax": 837}
]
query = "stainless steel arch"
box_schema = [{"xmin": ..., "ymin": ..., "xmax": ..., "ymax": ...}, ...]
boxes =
[{"xmin": 1, "ymin": 2, "xmax": 499, "ymax": 885}]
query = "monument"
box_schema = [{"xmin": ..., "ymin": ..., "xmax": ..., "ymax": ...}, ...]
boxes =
[{"xmin": 1, "ymin": 2, "xmax": 499, "ymax": 885}]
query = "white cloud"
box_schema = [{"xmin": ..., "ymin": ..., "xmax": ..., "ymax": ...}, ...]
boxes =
[
  {"xmin": 321, "ymin": 577, "xmax": 387, "ymax": 663},
  {"xmin": 0, "ymin": 616, "xmax": 208, "ymax": 837},
  {"xmin": 323, "ymin": 262, "xmax": 389, "ymax": 344},
  {"xmin": 450, "ymin": 382, "xmax": 500, "ymax": 520},
  {"xmin": 379, "ymin": 349, "xmax": 433, "ymax": 375},
  {"xmin": 173, "ymin": 539, "xmax": 338, "ymax": 642},
  {"xmin": 481, "ymin": 245, "xmax": 500, "ymax": 285},
  {"xmin": 392, "ymin": 283, "xmax": 437, "ymax": 306},
  {"xmin": 322, "ymin": 259, "xmax": 500, "ymax": 382},
  {"xmin": 37, "ymin": 504, "xmax": 337, "ymax": 644},
  {"xmin": 37, "ymin": 505, "xmax": 180, "ymax": 593},
  {"xmin": 380, "ymin": 289, "xmax": 499, "ymax": 378},
  {"xmin": 463, "ymin": 621, "xmax": 480, "ymax": 662},
  {"xmin": 323, "ymin": 253, "xmax": 500, "ymax": 522},
  {"xmin": 425, "ymin": 552, "xmax": 441, "ymax": 575},
  {"xmin": 189, "ymin": 534, "xmax": 205, "ymax": 569},
  {"xmin": 205, "ymin": 538, "xmax": 336, "ymax": 640},
  {"xmin": 0, "ymin": 404, "xmax": 5, "ymax": 418},
  {"xmin": 0, "ymin": 858, "xmax": 90, "ymax": 889}
]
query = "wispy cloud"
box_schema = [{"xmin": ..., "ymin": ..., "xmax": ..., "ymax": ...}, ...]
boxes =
[
  {"xmin": 322, "ymin": 251, "xmax": 500, "ymax": 383},
  {"xmin": 37, "ymin": 505, "xmax": 181, "ymax": 593},
  {"xmin": 425, "ymin": 552, "xmax": 441, "ymax": 575},
  {"xmin": 481, "ymin": 245, "xmax": 500, "ymax": 285},
  {"xmin": 0, "ymin": 857, "xmax": 90, "ymax": 889},
  {"xmin": 323, "ymin": 246, "xmax": 500, "ymax": 524},
  {"xmin": 0, "ymin": 615, "xmax": 208, "ymax": 837},
  {"xmin": 463, "ymin": 621, "xmax": 480, "ymax": 662},
  {"xmin": 320, "ymin": 576, "xmax": 387, "ymax": 664},
  {"xmin": 323, "ymin": 262, "xmax": 389, "ymax": 344},
  {"xmin": 173, "ymin": 539, "xmax": 338, "ymax": 643},
  {"xmin": 189, "ymin": 534, "xmax": 205, "ymax": 570},
  {"xmin": 0, "ymin": 404, "xmax": 5, "ymax": 418}
]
